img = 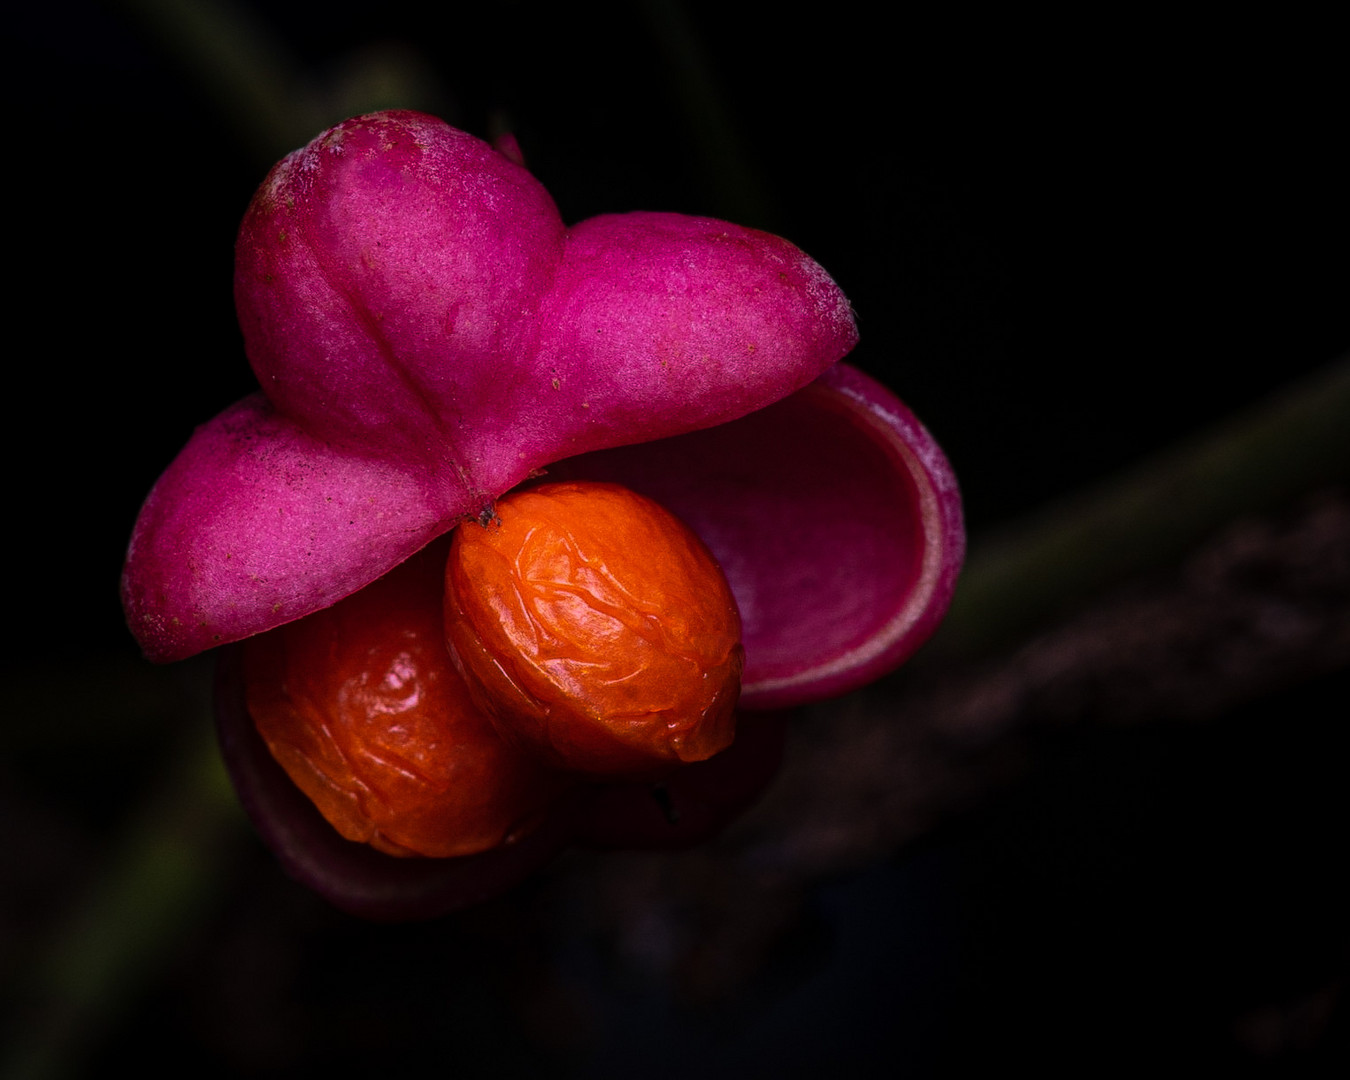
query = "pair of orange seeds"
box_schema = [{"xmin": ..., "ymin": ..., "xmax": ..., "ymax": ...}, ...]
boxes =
[{"xmin": 242, "ymin": 482, "xmax": 744, "ymax": 858}]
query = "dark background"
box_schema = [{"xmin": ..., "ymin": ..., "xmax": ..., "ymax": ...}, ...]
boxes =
[{"xmin": 7, "ymin": 1, "xmax": 1347, "ymax": 1075}]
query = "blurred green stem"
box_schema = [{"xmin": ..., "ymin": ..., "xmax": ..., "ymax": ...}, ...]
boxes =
[
  {"xmin": 638, "ymin": 0, "xmax": 772, "ymax": 226},
  {"xmin": 3, "ymin": 704, "xmax": 243, "ymax": 1080},
  {"xmin": 931, "ymin": 355, "xmax": 1350, "ymax": 658},
  {"xmin": 116, "ymin": 0, "xmax": 323, "ymax": 162}
]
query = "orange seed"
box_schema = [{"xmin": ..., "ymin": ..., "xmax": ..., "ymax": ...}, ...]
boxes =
[
  {"xmin": 443, "ymin": 481, "xmax": 743, "ymax": 779},
  {"xmin": 242, "ymin": 539, "xmax": 568, "ymax": 858}
]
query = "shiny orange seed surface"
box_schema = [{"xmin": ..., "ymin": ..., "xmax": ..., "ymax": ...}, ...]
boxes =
[
  {"xmin": 444, "ymin": 481, "xmax": 743, "ymax": 779},
  {"xmin": 242, "ymin": 540, "xmax": 568, "ymax": 858}
]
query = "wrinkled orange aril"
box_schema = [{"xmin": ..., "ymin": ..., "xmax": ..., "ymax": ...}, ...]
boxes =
[
  {"xmin": 444, "ymin": 481, "xmax": 743, "ymax": 779},
  {"xmin": 242, "ymin": 539, "xmax": 570, "ymax": 858}
]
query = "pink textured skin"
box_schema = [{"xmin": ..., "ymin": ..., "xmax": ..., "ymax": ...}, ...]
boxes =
[{"xmin": 122, "ymin": 112, "xmax": 857, "ymax": 663}]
